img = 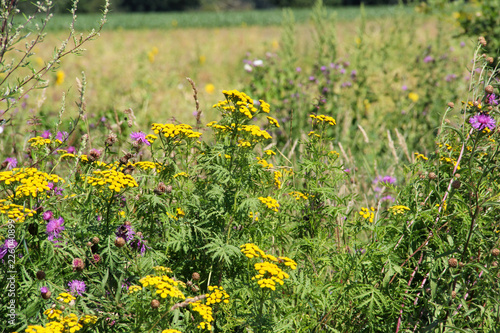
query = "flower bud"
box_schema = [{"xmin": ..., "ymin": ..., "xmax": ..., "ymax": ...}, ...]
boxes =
[
  {"xmin": 485, "ymin": 85, "xmax": 494, "ymax": 94},
  {"xmin": 115, "ymin": 237, "xmax": 126, "ymax": 248},
  {"xmin": 151, "ymin": 299, "xmax": 160, "ymax": 309},
  {"xmin": 451, "ymin": 180, "xmax": 461, "ymax": 189},
  {"xmin": 447, "ymin": 102, "xmax": 454, "ymax": 108},
  {"xmin": 478, "ymin": 36, "xmax": 487, "ymax": 47},
  {"xmin": 192, "ymin": 272, "xmax": 200, "ymax": 281},
  {"xmin": 428, "ymin": 172, "xmax": 437, "ymax": 180},
  {"xmin": 154, "ymin": 182, "xmax": 167, "ymax": 195},
  {"xmin": 451, "ymin": 290, "xmax": 457, "ymax": 299},
  {"xmin": 105, "ymin": 132, "xmax": 117, "ymax": 146},
  {"xmin": 36, "ymin": 270, "xmax": 46, "ymax": 280},
  {"xmin": 72, "ymin": 258, "xmax": 85, "ymax": 272},
  {"xmin": 92, "ymin": 236, "xmax": 99, "ymax": 244},
  {"xmin": 41, "ymin": 290, "xmax": 52, "ymax": 300},
  {"xmin": 448, "ymin": 258, "xmax": 458, "ymax": 268},
  {"xmin": 492, "ymin": 248, "xmax": 500, "ymax": 257}
]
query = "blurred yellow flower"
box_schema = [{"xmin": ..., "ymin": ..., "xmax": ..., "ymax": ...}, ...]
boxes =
[
  {"xmin": 272, "ymin": 40, "xmax": 279, "ymax": 50},
  {"xmin": 55, "ymin": 70, "xmax": 65, "ymax": 85},
  {"xmin": 171, "ymin": 20, "xmax": 178, "ymax": 27},
  {"xmin": 199, "ymin": 55, "xmax": 206, "ymax": 65},
  {"xmin": 205, "ymin": 83, "xmax": 215, "ymax": 94},
  {"xmin": 408, "ymin": 92, "xmax": 419, "ymax": 102}
]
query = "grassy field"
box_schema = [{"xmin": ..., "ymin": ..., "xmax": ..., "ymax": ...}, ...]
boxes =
[{"xmin": 38, "ymin": 5, "xmax": 416, "ymax": 30}]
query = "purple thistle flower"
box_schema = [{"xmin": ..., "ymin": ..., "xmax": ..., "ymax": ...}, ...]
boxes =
[
  {"xmin": 341, "ymin": 81, "xmax": 352, "ymax": 88},
  {"xmin": 0, "ymin": 239, "xmax": 18, "ymax": 260},
  {"xmin": 46, "ymin": 216, "xmax": 65, "ymax": 242},
  {"xmin": 469, "ymin": 114, "xmax": 496, "ymax": 131},
  {"xmin": 55, "ymin": 131, "xmax": 68, "ymax": 142},
  {"xmin": 42, "ymin": 210, "xmax": 53, "ymax": 221},
  {"xmin": 41, "ymin": 130, "xmax": 51, "ymax": 139},
  {"xmin": 339, "ymin": 68, "xmax": 346, "ymax": 74},
  {"xmin": 2, "ymin": 157, "xmax": 17, "ymax": 170},
  {"xmin": 100, "ymin": 116, "xmax": 106, "ymax": 122},
  {"xmin": 308, "ymin": 76, "xmax": 316, "ymax": 81},
  {"xmin": 423, "ymin": 56, "xmax": 434, "ymax": 63},
  {"xmin": 320, "ymin": 66, "xmax": 327, "ymax": 72},
  {"xmin": 486, "ymin": 93, "xmax": 499, "ymax": 106},
  {"xmin": 67, "ymin": 146, "xmax": 76, "ymax": 154},
  {"xmin": 460, "ymin": 41, "xmax": 465, "ymax": 47},
  {"xmin": 40, "ymin": 286, "xmax": 49, "ymax": 294},
  {"xmin": 48, "ymin": 183, "xmax": 63, "ymax": 196},
  {"xmin": 68, "ymin": 280, "xmax": 86, "ymax": 296},
  {"xmin": 296, "ymin": 67, "xmax": 301, "ymax": 72},
  {"xmin": 445, "ymin": 74, "xmax": 457, "ymax": 82},
  {"xmin": 373, "ymin": 175, "xmax": 396, "ymax": 185},
  {"xmin": 380, "ymin": 195, "xmax": 395, "ymax": 202},
  {"xmin": 130, "ymin": 131, "xmax": 150, "ymax": 146},
  {"xmin": 401, "ymin": 85, "xmax": 408, "ymax": 91},
  {"xmin": 115, "ymin": 223, "xmax": 135, "ymax": 242}
]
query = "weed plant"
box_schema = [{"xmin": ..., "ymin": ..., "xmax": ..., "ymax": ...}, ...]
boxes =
[{"xmin": 1, "ymin": 1, "xmax": 500, "ymax": 333}]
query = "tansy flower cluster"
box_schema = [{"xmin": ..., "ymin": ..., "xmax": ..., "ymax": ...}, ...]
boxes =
[
  {"xmin": 267, "ymin": 116, "xmax": 280, "ymax": 127},
  {"xmin": 28, "ymin": 136, "xmax": 51, "ymax": 148},
  {"xmin": 256, "ymin": 157, "xmax": 273, "ymax": 169},
  {"xmin": 440, "ymin": 156, "xmax": 460, "ymax": 170},
  {"xmin": 191, "ymin": 301, "xmax": 213, "ymax": 330},
  {"xmin": 56, "ymin": 292, "xmax": 76, "ymax": 303},
  {"xmin": 359, "ymin": 207, "xmax": 375, "ymax": 223},
  {"xmin": 414, "ymin": 152, "xmax": 428, "ymax": 161},
  {"xmin": 258, "ymin": 196, "xmax": 279, "ymax": 212},
  {"xmin": 139, "ymin": 274, "xmax": 185, "ymax": 300},
  {"xmin": 388, "ymin": 205, "xmax": 410, "ymax": 215},
  {"xmin": 26, "ymin": 312, "xmax": 98, "ymax": 333},
  {"xmin": 0, "ymin": 168, "xmax": 64, "ymax": 198},
  {"xmin": 213, "ymin": 89, "xmax": 258, "ymax": 119},
  {"xmin": 289, "ymin": 191, "xmax": 308, "ymax": 201},
  {"xmin": 134, "ymin": 161, "xmax": 158, "ymax": 171},
  {"xmin": 161, "ymin": 330, "xmax": 182, "ymax": 333},
  {"xmin": 0, "ymin": 199, "xmax": 35, "ymax": 222},
  {"xmin": 86, "ymin": 169, "xmax": 138, "ymax": 192},
  {"xmin": 205, "ymin": 286, "xmax": 230, "ymax": 305},
  {"xmin": 151, "ymin": 123, "xmax": 202, "ymax": 142},
  {"xmin": 240, "ymin": 243, "xmax": 297, "ymax": 291},
  {"xmin": 310, "ymin": 114, "xmax": 336, "ymax": 126}
]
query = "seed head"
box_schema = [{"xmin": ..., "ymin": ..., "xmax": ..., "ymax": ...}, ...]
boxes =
[
  {"xmin": 451, "ymin": 180, "xmax": 461, "ymax": 189},
  {"xmin": 447, "ymin": 102, "xmax": 454, "ymax": 108},
  {"xmin": 86, "ymin": 241, "xmax": 93, "ymax": 247},
  {"xmin": 487, "ymin": 57, "xmax": 494, "ymax": 64},
  {"xmin": 151, "ymin": 299, "xmax": 160, "ymax": 309},
  {"xmin": 192, "ymin": 272, "xmax": 200, "ymax": 281},
  {"xmin": 451, "ymin": 290, "xmax": 457, "ymax": 299},
  {"xmin": 36, "ymin": 270, "xmax": 46, "ymax": 280},
  {"xmin": 115, "ymin": 237, "xmax": 126, "ymax": 248},
  {"xmin": 428, "ymin": 172, "xmax": 437, "ymax": 180},
  {"xmin": 485, "ymin": 85, "xmax": 494, "ymax": 94},
  {"xmin": 92, "ymin": 236, "xmax": 99, "ymax": 244},
  {"xmin": 88, "ymin": 149, "xmax": 101, "ymax": 162},
  {"xmin": 492, "ymin": 248, "xmax": 500, "ymax": 257},
  {"xmin": 448, "ymin": 258, "xmax": 458, "ymax": 268}
]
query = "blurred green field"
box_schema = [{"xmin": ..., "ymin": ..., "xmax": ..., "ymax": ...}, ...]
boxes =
[{"xmin": 38, "ymin": 5, "xmax": 415, "ymax": 30}]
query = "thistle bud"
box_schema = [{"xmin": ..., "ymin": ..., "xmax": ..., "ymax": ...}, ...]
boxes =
[
  {"xmin": 492, "ymin": 248, "xmax": 500, "ymax": 257},
  {"xmin": 41, "ymin": 289, "xmax": 51, "ymax": 300},
  {"xmin": 451, "ymin": 290, "xmax": 457, "ymax": 299},
  {"xmin": 447, "ymin": 102, "xmax": 454, "ymax": 108},
  {"xmin": 92, "ymin": 237, "xmax": 99, "ymax": 244},
  {"xmin": 36, "ymin": 270, "xmax": 46, "ymax": 280},
  {"xmin": 88, "ymin": 149, "xmax": 101, "ymax": 162},
  {"xmin": 192, "ymin": 272, "xmax": 200, "ymax": 281},
  {"xmin": 478, "ymin": 36, "xmax": 487, "ymax": 47},
  {"xmin": 72, "ymin": 258, "xmax": 85, "ymax": 272},
  {"xmin": 487, "ymin": 57, "xmax": 494, "ymax": 64},
  {"xmin": 151, "ymin": 299, "xmax": 160, "ymax": 309},
  {"xmin": 115, "ymin": 237, "xmax": 126, "ymax": 248},
  {"xmin": 448, "ymin": 258, "xmax": 458, "ymax": 268},
  {"xmin": 485, "ymin": 85, "xmax": 494, "ymax": 94},
  {"xmin": 451, "ymin": 180, "xmax": 461, "ymax": 189},
  {"xmin": 428, "ymin": 172, "xmax": 437, "ymax": 180},
  {"xmin": 105, "ymin": 132, "xmax": 117, "ymax": 146}
]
